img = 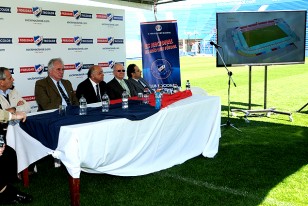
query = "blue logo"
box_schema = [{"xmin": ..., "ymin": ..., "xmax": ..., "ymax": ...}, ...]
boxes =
[
  {"xmin": 74, "ymin": 36, "xmax": 82, "ymax": 46},
  {"xmin": 32, "ymin": 7, "xmax": 42, "ymax": 17},
  {"xmin": 107, "ymin": 13, "xmax": 113, "ymax": 21},
  {"xmin": 73, "ymin": 10, "xmax": 81, "ymax": 19},
  {"xmin": 108, "ymin": 61, "xmax": 115, "ymax": 68},
  {"xmin": 35, "ymin": 64, "xmax": 45, "ymax": 74},
  {"xmin": 150, "ymin": 59, "xmax": 172, "ymax": 80},
  {"xmin": 108, "ymin": 37, "xmax": 114, "ymax": 45},
  {"xmin": 34, "ymin": 36, "xmax": 43, "ymax": 46},
  {"xmin": 75, "ymin": 62, "xmax": 83, "ymax": 71}
]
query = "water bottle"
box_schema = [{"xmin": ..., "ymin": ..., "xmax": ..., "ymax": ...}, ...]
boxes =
[
  {"xmin": 0, "ymin": 135, "xmax": 4, "ymax": 147},
  {"xmin": 186, "ymin": 80, "xmax": 191, "ymax": 90},
  {"xmin": 155, "ymin": 91, "xmax": 162, "ymax": 110},
  {"xmin": 101, "ymin": 93, "xmax": 109, "ymax": 112},
  {"xmin": 79, "ymin": 95, "xmax": 87, "ymax": 115},
  {"xmin": 143, "ymin": 87, "xmax": 150, "ymax": 104},
  {"xmin": 122, "ymin": 90, "xmax": 128, "ymax": 109},
  {"xmin": 173, "ymin": 84, "xmax": 179, "ymax": 93}
]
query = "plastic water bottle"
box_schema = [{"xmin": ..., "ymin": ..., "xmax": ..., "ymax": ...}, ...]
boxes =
[
  {"xmin": 122, "ymin": 90, "xmax": 128, "ymax": 109},
  {"xmin": 155, "ymin": 91, "xmax": 162, "ymax": 110},
  {"xmin": 143, "ymin": 87, "xmax": 150, "ymax": 104},
  {"xmin": 79, "ymin": 95, "xmax": 87, "ymax": 115},
  {"xmin": 101, "ymin": 93, "xmax": 109, "ymax": 112},
  {"xmin": 173, "ymin": 84, "xmax": 179, "ymax": 93},
  {"xmin": 186, "ymin": 80, "xmax": 191, "ymax": 90}
]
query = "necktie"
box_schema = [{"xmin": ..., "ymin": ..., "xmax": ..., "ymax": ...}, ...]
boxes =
[
  {"xmin": 57, "ymin": 81, "xmax": 71, "ymax": 105},
  {"xmin": 120, "ymin": 80, "xmax": 131, "ymax": 97},
  {"xmin": 138, "ymin": 80, "xmax": 145, "ymax": 88},
  {"xmin": 96, "ymin": 84, "xmax": 101, "ymax": 101}
]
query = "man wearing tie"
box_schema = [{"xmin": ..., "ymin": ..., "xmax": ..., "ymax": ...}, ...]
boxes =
[
  {"xmin": 106, "ymin": 63, "xmax": 137, "ymax": 100},
  {"xmin": 126, "ymin": 64, "xmax": 153, "ymax": 94},
  {"xmin": 76, "ymin": 65, "xmax": 107, "ymax": 104},
  {"xmin": 35, "ymin": 58, "xmax": 78, "ymax": 111}
]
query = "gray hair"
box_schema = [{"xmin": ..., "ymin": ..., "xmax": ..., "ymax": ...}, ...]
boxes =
[
  {"xmin": 47, "ymin": 58, "xmax": 64, "ymax": 72},
  {"xmin": 0, "ymin": 67, "xmax": 9, "ymax": 80}
]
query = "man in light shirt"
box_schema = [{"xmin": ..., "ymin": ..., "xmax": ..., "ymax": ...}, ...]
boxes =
[{"xmin": 106, "ymin": 63, "xmax": 136, "ymax": 100}]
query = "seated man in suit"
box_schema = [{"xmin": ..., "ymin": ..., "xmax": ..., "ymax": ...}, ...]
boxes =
[
  {"xmin": 0, "ymin": 67, "xmax": 30, "ymax": 113},
  {"xmin": 106, "ymin": 63, "xmax": 137, "ymax": 100},
  {"xmin": 35, "ymin": 58, "xmax": 78, "ymax": 111},
  {"xmin": 126, "ymin": 64, "xmax": 153, "ymax": 94},
  {"xmin": 76, "ymin": 65, "xmax": 107, "ymax": 104}
]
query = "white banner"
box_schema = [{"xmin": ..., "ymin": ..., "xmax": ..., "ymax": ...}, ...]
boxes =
[{"xmin": 0, "ymin": 0, "xmax": 125, "ymax": 112}]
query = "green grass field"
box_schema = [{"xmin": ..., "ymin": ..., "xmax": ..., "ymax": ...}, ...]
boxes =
[
  {"xmin": 243, "ymin": 25, "xmax": 287, "ymax": 47},
  {"xmin": 15, "ymin": 56, "xmax": 308, "ymax": 206}
]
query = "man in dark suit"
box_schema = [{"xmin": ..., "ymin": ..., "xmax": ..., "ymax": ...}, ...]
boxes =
[
  {"xmin": 35, "ymin": 58, "xmax": 79, "ymax": 111},
  {"xmin": 126, "ymin": 64, "xmax": 154, "ymax": 94},
  {"xmin": 106, "ymin": 63, "xmax": 137, "ymax": 100},
  {"xmin": 76, "ymin": 65, "xmax": 107, "ymax": 104}
]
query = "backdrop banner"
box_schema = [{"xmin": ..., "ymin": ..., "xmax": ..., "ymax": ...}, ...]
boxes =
[
  {"xmin": 140, "ymin": 20, "xmax": 181, "ymax": 91},
  {"xmin": 0, "ymin": 0, "xmax": 125, "ymax": 112}
]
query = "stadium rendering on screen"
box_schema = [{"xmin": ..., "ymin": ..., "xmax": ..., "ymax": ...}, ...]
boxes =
[{"xmin": 216, "ymin": 10, "xmax": 307, "ymax": 67}]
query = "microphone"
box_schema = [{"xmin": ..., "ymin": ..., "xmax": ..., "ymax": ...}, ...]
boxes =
[{"xmin": 210, "ymin": 41, "xmax": 222, "ymax": 48}]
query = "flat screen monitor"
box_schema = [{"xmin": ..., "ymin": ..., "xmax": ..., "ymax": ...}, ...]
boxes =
[{"xmin": 216, "ymin": 10, "xmax": 307, "ymax": 67}]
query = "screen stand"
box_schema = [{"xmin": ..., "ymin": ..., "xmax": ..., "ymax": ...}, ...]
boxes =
[
  {"xmin": 216, "ymin": 47, "xmax": 241, "ymax": 132},
  {"xmin": 297, "ymin": 102, "xmax": 308, "ymax": 112},
  {"xmin": 231, "ymin": 66, "xmax": 293, "ymax": 122}
]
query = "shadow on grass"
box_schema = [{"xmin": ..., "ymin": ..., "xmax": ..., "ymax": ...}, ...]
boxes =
[{"xmin": 19, "ymin": 114, "xmax": 308, "ymax": 206}]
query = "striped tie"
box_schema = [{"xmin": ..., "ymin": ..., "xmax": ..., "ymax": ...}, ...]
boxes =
[
  {"xmin": 57, "ymin": 81, "xmax": 71, "ymax": 105},
  {"xmin": 120, "ymin": 80, "xmax": 131, "ymax": 97},
  {"xmin": 96, "ymin": 84, "xmax": 101, "ymax": 101}
]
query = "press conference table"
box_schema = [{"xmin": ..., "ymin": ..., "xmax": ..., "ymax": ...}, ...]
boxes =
[{"xmin": 7, "ymin": 90, "xmax": 221, "ymax": 206}]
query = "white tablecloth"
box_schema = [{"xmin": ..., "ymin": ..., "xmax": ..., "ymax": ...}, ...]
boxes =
[{"xmin": 7, "ymin": 93, "xmax": 221, "ymax": 178}]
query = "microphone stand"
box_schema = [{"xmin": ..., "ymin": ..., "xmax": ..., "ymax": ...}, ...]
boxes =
[{"xmin": 215, "ymin": 46, "xmax": 241, "ymax": 132}]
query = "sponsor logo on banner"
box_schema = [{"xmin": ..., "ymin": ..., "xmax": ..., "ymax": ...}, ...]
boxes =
[
  {"xmin": 0, "ymin": 38, "xmax": 12, "ymax": 44},
  {"xmin": 96, "ymin": 12, "xmax": 123, "ymax": 21},
  {"xmin": 62, "ymin": 36, "xmax": 93, "ymax": 51},
  {"xmin": 20, "ymin": 65, "xmax": 47, "ymax": 74},
  {"xmin": 18, "ymin": 36, "xmax": 57, "ymax": 45},
  {"xmin": 97, "ymin": 37, "xmax": 123, "ymax": 51},
  {"xmin": 67, "ymin": 63, "xmax": 93, "ymax": 78},
  {"xmin": 17, "ymin": 7, "xmax": 56, "ymax": 16},
  {"xmin": 98, "ymin": 61, "xmax": 124, "ymax": 69},
  {"xmin": 17, "ymin": 7, "xmax": 55, "ymax": 23},
  {"xmin": 0, "ymin": 6, "xmax": 11, "ymax": 13},
  {"xmin": 61, "ymin": 10, "xmax": 92, "ymax": 25},
  {"xmin": 97, "ymin": 37, "xmax": 123, "ymax": 45},
  {"xmin": 60, "ymin": 10, "xmax": 92, "ymax": 19},
  {"xmin": 97, "ymin": 12, "xmax": 123, "ymax": 27}
]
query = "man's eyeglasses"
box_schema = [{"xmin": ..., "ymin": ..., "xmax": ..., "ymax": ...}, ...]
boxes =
[{"xmin": 117, "ymin": 70, "xmax": 125, "ymax": 72}]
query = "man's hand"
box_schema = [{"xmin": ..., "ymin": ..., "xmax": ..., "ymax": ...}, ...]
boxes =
[{"xmin": 17, "ymin": 100, "xmax": 25, "ymax": 106}]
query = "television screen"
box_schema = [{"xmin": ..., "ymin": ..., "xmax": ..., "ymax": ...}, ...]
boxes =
[{"xmin": 216, "ymin": 10, "xmax": 307, "ymax": 67}]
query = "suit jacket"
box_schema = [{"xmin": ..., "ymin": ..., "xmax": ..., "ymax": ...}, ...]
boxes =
[
  {"xmin": 76, "ymin": 78, "xmax": 107, "ymax": 104},
  {"xmin": 127, "ymin": 78, "xmax": 154, "ymax": 94},
  {"xmin": 106, "ymin": 78, "xmax": 137, "ymax": 100},
  {"xmin": 0, "ymin": 87, "xmax": 31, "ymax": 113},
  {"xmin": 35, "ymin": 76, "xmax": 78, "ymax": 111}
]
